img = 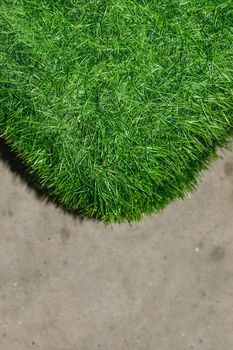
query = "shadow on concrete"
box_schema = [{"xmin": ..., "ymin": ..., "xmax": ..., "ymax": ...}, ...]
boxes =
[{"xmin": 0, "ymin": 137, "xmax": 85, "ymax": 221}]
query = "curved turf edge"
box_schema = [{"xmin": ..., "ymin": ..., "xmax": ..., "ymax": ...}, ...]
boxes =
[{"xmin": 0, "ymin": 1, "xmax": 232, "ymax": 222}]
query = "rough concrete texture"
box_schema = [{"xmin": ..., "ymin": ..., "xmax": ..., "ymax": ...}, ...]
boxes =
[{"xmin": 0, "ymin": 147, "xmax": 232, "ymax": 350}]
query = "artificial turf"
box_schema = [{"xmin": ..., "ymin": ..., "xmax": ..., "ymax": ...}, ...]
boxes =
[{"xmin": 0, "ymin": 1, "xmax": 232, "ymax": 222}]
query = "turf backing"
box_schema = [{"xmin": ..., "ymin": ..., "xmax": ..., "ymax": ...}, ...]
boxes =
[{"xmin": 0, "ymin": 0, "xmax": 232, "ymax": 222}]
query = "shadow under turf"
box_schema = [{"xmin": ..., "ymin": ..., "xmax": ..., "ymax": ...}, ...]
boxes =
[{"xmin": 0, "ymin": 137, "xmax": 85, "ymax": 221}]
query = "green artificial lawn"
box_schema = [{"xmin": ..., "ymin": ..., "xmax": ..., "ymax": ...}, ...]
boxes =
[{"xmin": 0, "ymin": 1, "xmax": 232, "ymax": 223}]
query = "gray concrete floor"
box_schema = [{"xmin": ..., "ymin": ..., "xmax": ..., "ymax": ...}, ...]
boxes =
[{"xmin": 0, "ymin": 148, "xmax": 232, "ymax": 350}]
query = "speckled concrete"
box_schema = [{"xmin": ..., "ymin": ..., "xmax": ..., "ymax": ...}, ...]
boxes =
[{"xmin": 0, "ymin": 147, "xmax": 232, "ymax": 350}]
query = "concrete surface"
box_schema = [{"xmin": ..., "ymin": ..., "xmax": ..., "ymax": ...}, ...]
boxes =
[{"xmin": 0, "ymin": 146, "xmax": 232, "ymax": 350}]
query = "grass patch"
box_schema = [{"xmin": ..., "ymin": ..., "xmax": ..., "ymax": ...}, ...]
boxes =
[{"xmin": 0, "ymin": 0, "xmax": 232, "ymax": 222}]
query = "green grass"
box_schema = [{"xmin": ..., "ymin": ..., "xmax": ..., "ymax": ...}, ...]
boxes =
[{"xmin": 0, "ymin": 0, "xmax": 232, "ymax": 223}]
